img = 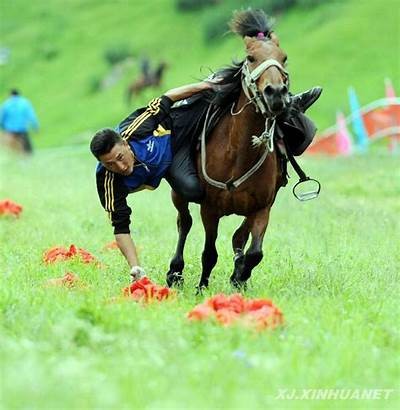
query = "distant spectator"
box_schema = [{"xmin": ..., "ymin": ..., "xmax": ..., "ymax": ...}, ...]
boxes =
[{"xmin": 0, "ymin": 89, "xmax": 39, "ymax": 154}]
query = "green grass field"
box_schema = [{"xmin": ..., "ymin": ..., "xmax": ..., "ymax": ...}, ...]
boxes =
[
  {"xmin": 1, "ymin": 147, "xmax": 399, "ymax": 409},
  {"xmin": 1, "ymin": 0, "xmax": 399, "ymax": 408}
]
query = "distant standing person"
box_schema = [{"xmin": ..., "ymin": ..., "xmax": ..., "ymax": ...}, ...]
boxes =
[{"xmin": 0, "ymin": 89, "xmax": 39, "ymax": 154}]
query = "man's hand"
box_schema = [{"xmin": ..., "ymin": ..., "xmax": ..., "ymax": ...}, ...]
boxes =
[{"xmin": 130, "ymin": 266, "xmax": 146, "ymax": 282}]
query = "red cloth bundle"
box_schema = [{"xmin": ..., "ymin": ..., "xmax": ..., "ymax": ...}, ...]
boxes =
[
  {"xmin": 0, "ymin": 199, "xmax": 23, "ymax": 217},
  {"xmin": 123, "ymin": 277, "xmax": 173, "ymax": 302},
  {"xmin": 187, "ymin": 293, "xmax": 283, "ymax": 330},
  {"xmin": 43, "ymin": 244, "xmax": 97, "ymax": 264}
]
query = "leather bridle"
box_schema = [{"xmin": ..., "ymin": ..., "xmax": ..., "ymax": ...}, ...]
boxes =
[{"xmin": 241, "ymin": 58, "xmax": 289, "ymax": 116}]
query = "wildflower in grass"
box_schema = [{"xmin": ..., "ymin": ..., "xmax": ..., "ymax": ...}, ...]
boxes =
[
  {"xmin": 0, "ymin": 199, "xmax": 23, "ymax": 217},
  {"xmin": 103, "ymin": 241, "xmax": 119, "ymax": 250},
  {"xmin": 187, "ymin": 293, "xmax": 283, "ymax": 331},
  {"xmin": 44, "ymin": 272, "xmax": 84, "ymax": 288},
  {"xmin": 43, "ymin": 244, "xmax": 97, "ymax": 264}
]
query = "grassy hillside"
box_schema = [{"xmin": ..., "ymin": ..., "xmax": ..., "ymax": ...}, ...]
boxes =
[{"xmin": 1, "ymin": 0, "xmax": 399, "ymax": 147}]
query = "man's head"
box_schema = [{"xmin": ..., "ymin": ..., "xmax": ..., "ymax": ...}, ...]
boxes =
[
  {"xmin": 90, "ymin": 128, "xmax": 135, "ymax": 176},
  {"xmin": 10, "ymin": 89, "xmax": 20, "ymax": 96}
]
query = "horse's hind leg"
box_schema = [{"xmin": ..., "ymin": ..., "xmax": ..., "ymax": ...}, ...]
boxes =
[
  {"xmin": 166, "ymin": 191, "xmax": 192, "ymax": 287},
  {"xmin": 198, "ymin": 206, "xmax": 220, "ymax": 291},
  {"xmin": 230, "ymin": 207, "xmax": 270, "ymax": 287}
]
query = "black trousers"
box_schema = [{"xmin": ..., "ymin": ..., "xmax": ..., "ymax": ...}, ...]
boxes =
[
  {"xmin": 165, "ymin": 96, "xmax": 209, "ymax": 203},
  {"xmin": 166, "ymin": 142, "xmax": 204, "ymax": 203}
]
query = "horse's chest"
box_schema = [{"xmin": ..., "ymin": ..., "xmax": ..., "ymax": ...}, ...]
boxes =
[{"xmin": 212, "ymin": 187, "xmax": 271, "ymax": 216}]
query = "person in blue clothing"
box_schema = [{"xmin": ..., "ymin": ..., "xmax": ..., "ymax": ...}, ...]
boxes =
[{"xmin": 0, "ymin": 89, "xmax": 39, "ymax": 154}]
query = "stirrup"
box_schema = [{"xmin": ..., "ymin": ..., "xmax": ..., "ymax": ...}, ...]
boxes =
[{"xmin": 293, "ymin": 177, "xmax": 321, "ymax": 201}]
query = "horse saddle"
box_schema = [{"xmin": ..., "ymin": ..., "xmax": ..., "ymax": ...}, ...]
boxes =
[
  {"xmin": 276, "ymin": 113, "xmax": 317, "ymax": 156},
  {"xmin": 171, "ymin": 94, "xmax": 228, "ymax": 150}
]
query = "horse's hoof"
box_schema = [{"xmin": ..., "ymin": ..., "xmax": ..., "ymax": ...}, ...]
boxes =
[
  {"xmin": 166, "ymin": 272, "xmax": 184, "ymax": 288},
  {"xmin": 230, "ymin": 278, "xmax": 247, "ymax": 291},
  {"xmin": 195, "ymin": 283, "xmax": 208, "ymax": 296}
]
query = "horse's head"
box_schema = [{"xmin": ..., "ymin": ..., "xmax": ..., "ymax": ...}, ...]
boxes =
[
  {"xmin": 229, "ymin": 9, "xmax": 289, "ymax": 117},
  {"xmin": 242, "ymin": 34, "xmax": 289, "ymax": 116}
]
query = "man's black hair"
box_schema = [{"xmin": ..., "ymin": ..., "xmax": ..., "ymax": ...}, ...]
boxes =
[
  {"xmin": 90, "ymin": 128, "xmax": 123, "ymax": 159},
  {"xmin": 10, "ymin": 89, "xmax": 20, "ymax": 96}
]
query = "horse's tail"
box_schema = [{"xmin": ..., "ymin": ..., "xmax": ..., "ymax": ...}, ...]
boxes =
[{"xmin": 229, "ymin": 8, "xmax": 273, "ymax": 38}]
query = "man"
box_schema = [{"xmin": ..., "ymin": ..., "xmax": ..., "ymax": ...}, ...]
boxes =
[
  {"xmin": 91, "ymin": 81, "xmax": 213, "ymax": 281},
  {"xmin": 0, "ymin": 89, "xmax": 39, "ymax": 154},
  {"xmin": 90, "ymin": 80, "xmax": 321, "ymax": 281}
]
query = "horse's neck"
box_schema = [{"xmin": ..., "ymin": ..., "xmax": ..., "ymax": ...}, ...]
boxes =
[{"xmin": 229, "ymin": 92, "xmax": 266, "ymax": 152}]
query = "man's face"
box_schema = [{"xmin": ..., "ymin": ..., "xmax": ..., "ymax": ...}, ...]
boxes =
[{"xmin": 98, "ymin": 140, "xmax": 135, "ymax": 176}]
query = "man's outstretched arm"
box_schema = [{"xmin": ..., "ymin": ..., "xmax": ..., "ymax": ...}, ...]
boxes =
[
  {"xmin": 115, "ymin": 233, "xmax": 140, "ymax": 268},
  {"xmin": 120, "ymin": 80, "xmax": 215, "ymax": 140},
  {"xmin": 164, "ymin": 81, "xmax": 213, "ymax": 102},
  {"xmin": 115, "ymin": 233, "xmax": 146, "ymax": 280}
]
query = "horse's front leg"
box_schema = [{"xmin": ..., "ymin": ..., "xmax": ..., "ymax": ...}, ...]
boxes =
[
  {"xmin": 198, "ymin": 206, "xmax": 220, "ymax": 291},
  {"xmin": 230, "ymin": 207, "xmax": 270, "ymax": 288},
  {"xmin": 231, "ymin": 218, "xmax": 250, "ymax": 277},
  {"xmin": 166, "ymin": 191, "xmax": 192, "ymax": 287}
]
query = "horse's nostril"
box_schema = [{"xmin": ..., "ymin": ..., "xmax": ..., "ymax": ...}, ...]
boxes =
[
  {"xmin": 264, "ymin": 85, "xmax": 274, "ymax": 96},
  {"xmin": 281, "ymin": 85, "xmax": 288, "ymax": 94}
]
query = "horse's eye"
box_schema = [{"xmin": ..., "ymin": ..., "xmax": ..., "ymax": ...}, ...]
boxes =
[{"xmin": 247, "ymin": 55, "xmax": 255, "ymax": 63}]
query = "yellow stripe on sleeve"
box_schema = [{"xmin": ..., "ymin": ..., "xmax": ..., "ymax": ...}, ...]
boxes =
[
  {"xmin": 109, "ymin": 172, "xmax": 115, "ymax": 211},
  {"xmin": 104, "ymin": 171, "xmax": 110, "ymax": 210},
  {"xmin": 122, "ymin": 97, "xmax": 163, "ymax": 139},
  {"xmin": 104, "ymin": 170, "xmax": 115, "ymax": 212},
  {"xmin": 149, "ymin": 97, "xmax": 161, "ymax": 112},
  {"xmin": 122, "ymin": 111, "xmax": 152, "ymax": 139}
]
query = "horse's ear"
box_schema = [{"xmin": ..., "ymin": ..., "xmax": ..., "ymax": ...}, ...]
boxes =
[{"xmin": 270, "ymin": 32, "xmax": 280, "ymax": 46}]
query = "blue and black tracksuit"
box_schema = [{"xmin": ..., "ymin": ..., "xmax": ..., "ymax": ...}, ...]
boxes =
[{"xmin": 96, "ymin": 95, "xmax": 208, "ymax": 234}]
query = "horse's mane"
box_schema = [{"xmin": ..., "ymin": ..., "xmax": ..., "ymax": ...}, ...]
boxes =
[
  {"xmin": 229, "ymin": 8, "xmax": 273, "ymax": 38},
  {"xmin": 203, "ymin": 61, "xmax": 243, "ymax": 107}
]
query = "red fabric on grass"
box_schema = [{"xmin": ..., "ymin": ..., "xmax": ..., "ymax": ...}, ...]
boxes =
[
  {"xmin": 0, "ymin": 199, "xmax": 23, "ymax": 217},
  {"xmin": 187, "ymin": 293, "xmax": 283, "ymax": 330},
  {"xmin": 123, "ymin": 277, "xmax": 173, "ymax": 303},
  {"xmin": 43, "ymin": 244, "xmax": 97, "ymax": 264}
]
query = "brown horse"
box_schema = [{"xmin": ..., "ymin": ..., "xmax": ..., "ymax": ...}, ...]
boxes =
[
  {"xmin": 166, "ymin": 9, "xmax": 291, "ymax": 290},
  {"xmin": 126, "ymin": 61, "xmax": 168, "ymax": 104}
]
